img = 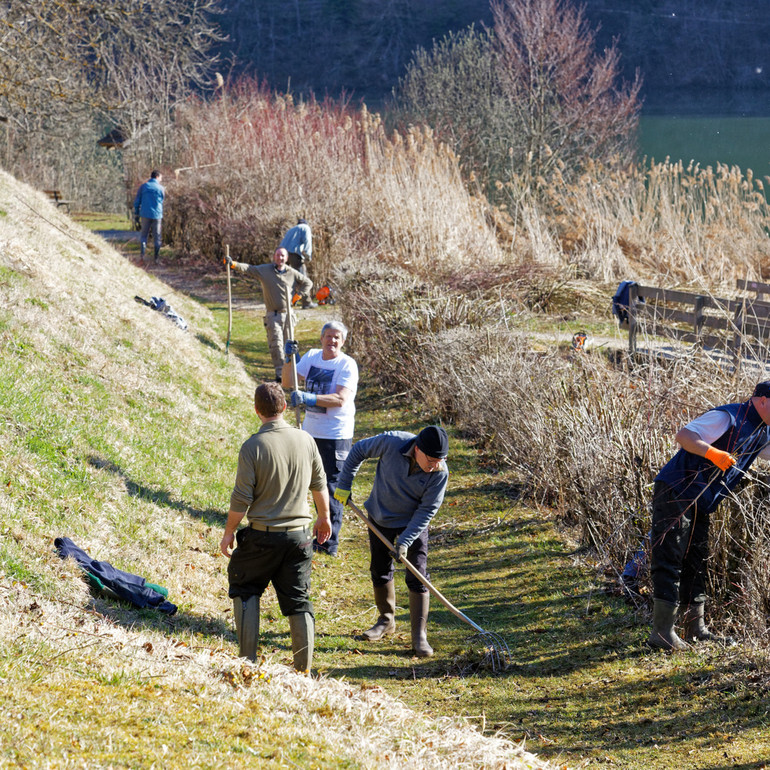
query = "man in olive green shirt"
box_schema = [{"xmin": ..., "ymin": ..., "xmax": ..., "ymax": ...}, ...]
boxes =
[
  {"xmin": 220, "ymin": 382, "xmax": 330, "ymax": 672},
  {"xmin": 228, "ymin": 248, "xmax": 313, "ymax": 381}
]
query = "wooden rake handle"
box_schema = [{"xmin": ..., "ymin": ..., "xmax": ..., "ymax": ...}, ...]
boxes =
[
  {"xmin": 282, "ymin": 284, "xmax": 302, "ymax": 426},
  {"xmin": 346, "ymin": 499, "xmax": 486, "ymax": 634}
]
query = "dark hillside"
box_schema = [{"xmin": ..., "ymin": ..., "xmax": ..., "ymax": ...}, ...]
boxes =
[{"xmin": 219, "ymin": 0, "xmax": 770, "ymax": 112}]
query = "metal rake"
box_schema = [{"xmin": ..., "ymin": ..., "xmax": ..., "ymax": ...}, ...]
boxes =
[{"xmin": 347, "ymin": 500, "xmax": 511, "ymax": 671}]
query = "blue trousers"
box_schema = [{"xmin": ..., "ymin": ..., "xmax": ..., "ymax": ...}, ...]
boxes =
[
  {"xmin": 140, "ymin": 217, "xmax": 162, "ymax": 258},
  {"xmin": 312, "ymin": 437, "xmax": 351, "ymax": 556}
]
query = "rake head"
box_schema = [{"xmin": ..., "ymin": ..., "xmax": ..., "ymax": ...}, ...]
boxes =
[{"xmin": 474, "ymin": 629, "xmax": 511, "ymax": 672}]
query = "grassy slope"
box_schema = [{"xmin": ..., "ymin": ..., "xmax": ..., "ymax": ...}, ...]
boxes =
[
  {"xmin": 2, "ymin": 180, "xmax": 770, "ymax": 769},
  {"xmin": 0, "ymin": 175, "xmax": 545, "ymax": 769}
]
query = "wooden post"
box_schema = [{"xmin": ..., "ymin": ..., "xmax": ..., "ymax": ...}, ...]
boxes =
[
  {"xmin": 731, "ymin": 298, "xmax": 744, "ymax": 373},
  {"xmin": 628, "ymin": 283, "xmax": 639, "ymax": 355},
  {"xmin": 693, "ymin": 295, "xmax": 706, "ymax": 346}
]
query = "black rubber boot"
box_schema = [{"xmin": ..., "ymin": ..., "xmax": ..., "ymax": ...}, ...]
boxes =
[
  {"xmin": 409, "ymin": 591, "xmax": 434, "ymax": 658},
  {"xmin": 358, "ymin": 582, "xmax": 396, "ymax": 641},
  {"xmin": 233, "ymin": 596, "xmax": 260, "ymax": 661},
  {"xmin": 288, "ymin": 612, "xmax": 314, "ymax": 673},
  {"xmin": 681, "ymin": 603, "xmax": 736, "ymax": 646},
  {"xmin": 647, "ymin": 599, "xmax": 688, "ymax": 651}
]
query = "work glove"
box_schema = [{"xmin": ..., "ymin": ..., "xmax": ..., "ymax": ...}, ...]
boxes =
[
  {"xmin": 291, "ymin": 390, "xmax": 317, "ymax": 408},
  {"xmin": 391, "ymin": 536, "xmax": 408, "ymax": 563},
  {"xmin": 284, "ymin": 340, "xmax": 299, "ymax": 362},
  {"xmin": 333, "ymin": 487, "xmax": 351, "ymax": 506},
  {"xmin": 705, "ymin": 446, "xmax": 736, "ymax": 473}
]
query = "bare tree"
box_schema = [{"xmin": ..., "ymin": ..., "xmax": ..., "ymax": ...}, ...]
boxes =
[
  {"xmin": 0, "ymin": 0, "xmax": 224, "ymax": 182},
  {"xmin": 491, "ymin": 0, "xmax": 641, "ymax": 189},
  {"xmin": 393, "ymin": 26, "xmax": 512, "ymax": 197}
]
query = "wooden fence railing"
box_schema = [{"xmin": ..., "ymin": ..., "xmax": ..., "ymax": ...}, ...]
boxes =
[{"xmin": 625, "ymin": 280, "xmax": 770, "ymax": 369}]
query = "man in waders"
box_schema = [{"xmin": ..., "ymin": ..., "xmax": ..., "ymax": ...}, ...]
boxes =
[{"xmin": 648, "ymin": 380, "xmax": 770, "ymax": 650}]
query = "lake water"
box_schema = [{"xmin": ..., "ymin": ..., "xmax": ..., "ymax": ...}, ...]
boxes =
[{"xmin": 639, "ymin": 115, "xmax": 770, "ymax": 178}]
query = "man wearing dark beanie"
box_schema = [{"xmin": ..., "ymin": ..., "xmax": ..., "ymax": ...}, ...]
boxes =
[
  {"xmin": 647, "ymin": 380, "xmax": 770, "ymax": 651},
  {"xmin": 334, "ymin": 426, "xmax": 449, "ymax": 658}
]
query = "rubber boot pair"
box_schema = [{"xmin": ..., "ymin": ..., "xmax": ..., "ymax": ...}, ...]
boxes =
[
  {"xmin": 680, "ymin": 602, "xmax": 735, "ymax": 646},
  {"xmin": 358, "ymin": 582, "xmax": 396, "ymax": 641},
  {"xmin": 358, "ymin": 583, "xmax": 434, "ymax": 657},
  {"xmin": 233, "ymin": 596, "xmax": 260, "ymax": 661},
  {"xmin": 288, "ymin": 612, "xmax": 315, "ymax": 673},
  {"xmin": 647, "ymin": 599, "xmax": 688, "ymax": 651}
]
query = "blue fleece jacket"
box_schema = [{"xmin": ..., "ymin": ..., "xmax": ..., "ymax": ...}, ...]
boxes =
[
  {"xmin": 134, "ymin": 177, "xmax": 165, "ymax": 219},
  {"xmin": 338, "ymin": 431, "xmax": 448, "ymax": 547},
  {"xmin": 279, "ymin": 223, "xmax": 312, "ymax": 261}
]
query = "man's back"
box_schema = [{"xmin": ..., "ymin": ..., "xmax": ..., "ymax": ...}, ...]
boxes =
[
  {"xmin": 231, "ymin": 420, "xmax": 326, "ymax": 527},
  {"xmin": 135, "ymin": 178, "xmax": 165, "ymax": 219}
]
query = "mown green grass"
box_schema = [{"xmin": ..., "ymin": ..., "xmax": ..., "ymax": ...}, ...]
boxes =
[
  {"xmin": 202, "ymin": 286, "xmax": 770, "ymax": 769},
  {"xmin": 72, "ymin": 210, "xmax": 133, "ymax": 231}
]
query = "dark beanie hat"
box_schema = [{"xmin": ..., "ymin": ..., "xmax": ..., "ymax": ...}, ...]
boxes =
[
  {"xmin": 416, "ymin": 425, "xmax": 449, "ymax": 459},
  {"xmin": 754, "ymin": 381, "xmax": 770, "ymax": 398}
]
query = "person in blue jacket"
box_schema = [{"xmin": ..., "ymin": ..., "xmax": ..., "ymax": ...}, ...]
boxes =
[
  {"xmin": 279, "ymin": 219, "xmax": 316, "ymax": 307},
  {"xmin": 133, "ymin": 170, "xmax": 165, "ymax": 262},
  {"xmin": 334, "ymin": 426, "xmax": 449, "ymax": 658},
  {"xmin": 648, "ymin": 381, "xmax": 770, "ymax": 650}
]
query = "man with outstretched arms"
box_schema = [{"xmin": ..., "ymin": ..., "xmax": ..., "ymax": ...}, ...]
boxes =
[
  {"xmin": 334, "ymin": 426, "xmax": 449, "ymax": 658},
  {"xmin": 220, "ymin": 382, "xmax": 331, "ymax": 672},
  {"xmin": 227, "ymin": 248, "xmax": 312, "ymax": 382},
  {"xmin": 648, "ymin": 380, "xmax": 770, "ymax": 651}
]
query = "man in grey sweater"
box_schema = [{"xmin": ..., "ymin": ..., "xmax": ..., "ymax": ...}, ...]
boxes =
[
  {"xmin": 228, "ymin": 248, "xmax": 313, "ymax": 381},
  {"xmin": 334, "ymin": 426, "xmax": 449, "ymax": 658},
  {"xmin": 220, "ymin": 382, "xmax": 330, "ymax": 672}
]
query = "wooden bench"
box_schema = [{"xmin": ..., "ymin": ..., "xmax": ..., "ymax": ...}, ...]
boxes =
[
  {"xmin": 43, "ymin": 189, "xmax": 71, "ymax": 212},
  {"xmin": 624, "ymin": 282, "xmax": 770, "ymax": 370}
]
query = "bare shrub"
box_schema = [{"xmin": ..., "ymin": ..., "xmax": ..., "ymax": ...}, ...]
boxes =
[
  {"xmin": 340, "ymin": 263, "xmax": 770, "ymax": 640},
  {"xmin": 491, "ymin": 0, "xmax": 641, "ymax": 191}
]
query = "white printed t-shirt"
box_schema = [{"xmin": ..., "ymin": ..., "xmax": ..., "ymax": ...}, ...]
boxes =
[{"xmin": 296, "ymin": 349, "xmax": 358, "ymax": 440}]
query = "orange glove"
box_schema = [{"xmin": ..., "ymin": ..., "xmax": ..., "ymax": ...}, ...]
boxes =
[{"xmin": 705, "ymin": 446, "xmax": 736, "ymax": 473}]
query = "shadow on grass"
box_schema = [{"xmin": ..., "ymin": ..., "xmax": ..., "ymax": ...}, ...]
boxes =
[
  {"xmin": 86, "ymin": 454, "xmax": 225, "ymax": 528},
  {"xmin": 87, "ymin": 592, "xmax": 235, "ymax": 641}
]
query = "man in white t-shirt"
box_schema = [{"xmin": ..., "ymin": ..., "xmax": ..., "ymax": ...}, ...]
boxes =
[{"xmin": 284, "ymin": 320, "xmax": 359, "ymax": 556}]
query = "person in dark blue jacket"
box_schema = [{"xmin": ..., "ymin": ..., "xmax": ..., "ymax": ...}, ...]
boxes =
[
  {"xmin": 133, "ymin": 170, "xmax": 165, "ymax": 262},
  {"xmin": 648, "ymin": 381, "xmax": 770, "ymax": 650}
]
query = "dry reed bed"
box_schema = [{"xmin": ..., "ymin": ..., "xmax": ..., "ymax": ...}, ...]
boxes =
[
  {"xmin": 340, "ymin": 263, "xmax": 770, "ymax": 641},
  {"xmin": 527, "ymin": 158, "xmax": 770, "ymax": 284},
  {"xmin": 164, "ymin": 81, "xmax": 502, "ymax": 285},
  {"xmin": 163, "ymin": 84, "xmax": 770, "ymax": 293}
]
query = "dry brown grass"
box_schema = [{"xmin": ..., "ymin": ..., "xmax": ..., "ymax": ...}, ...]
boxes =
[{"xmin": 162, "ymin": 81, "xmax": 502, "ymax": 287}]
